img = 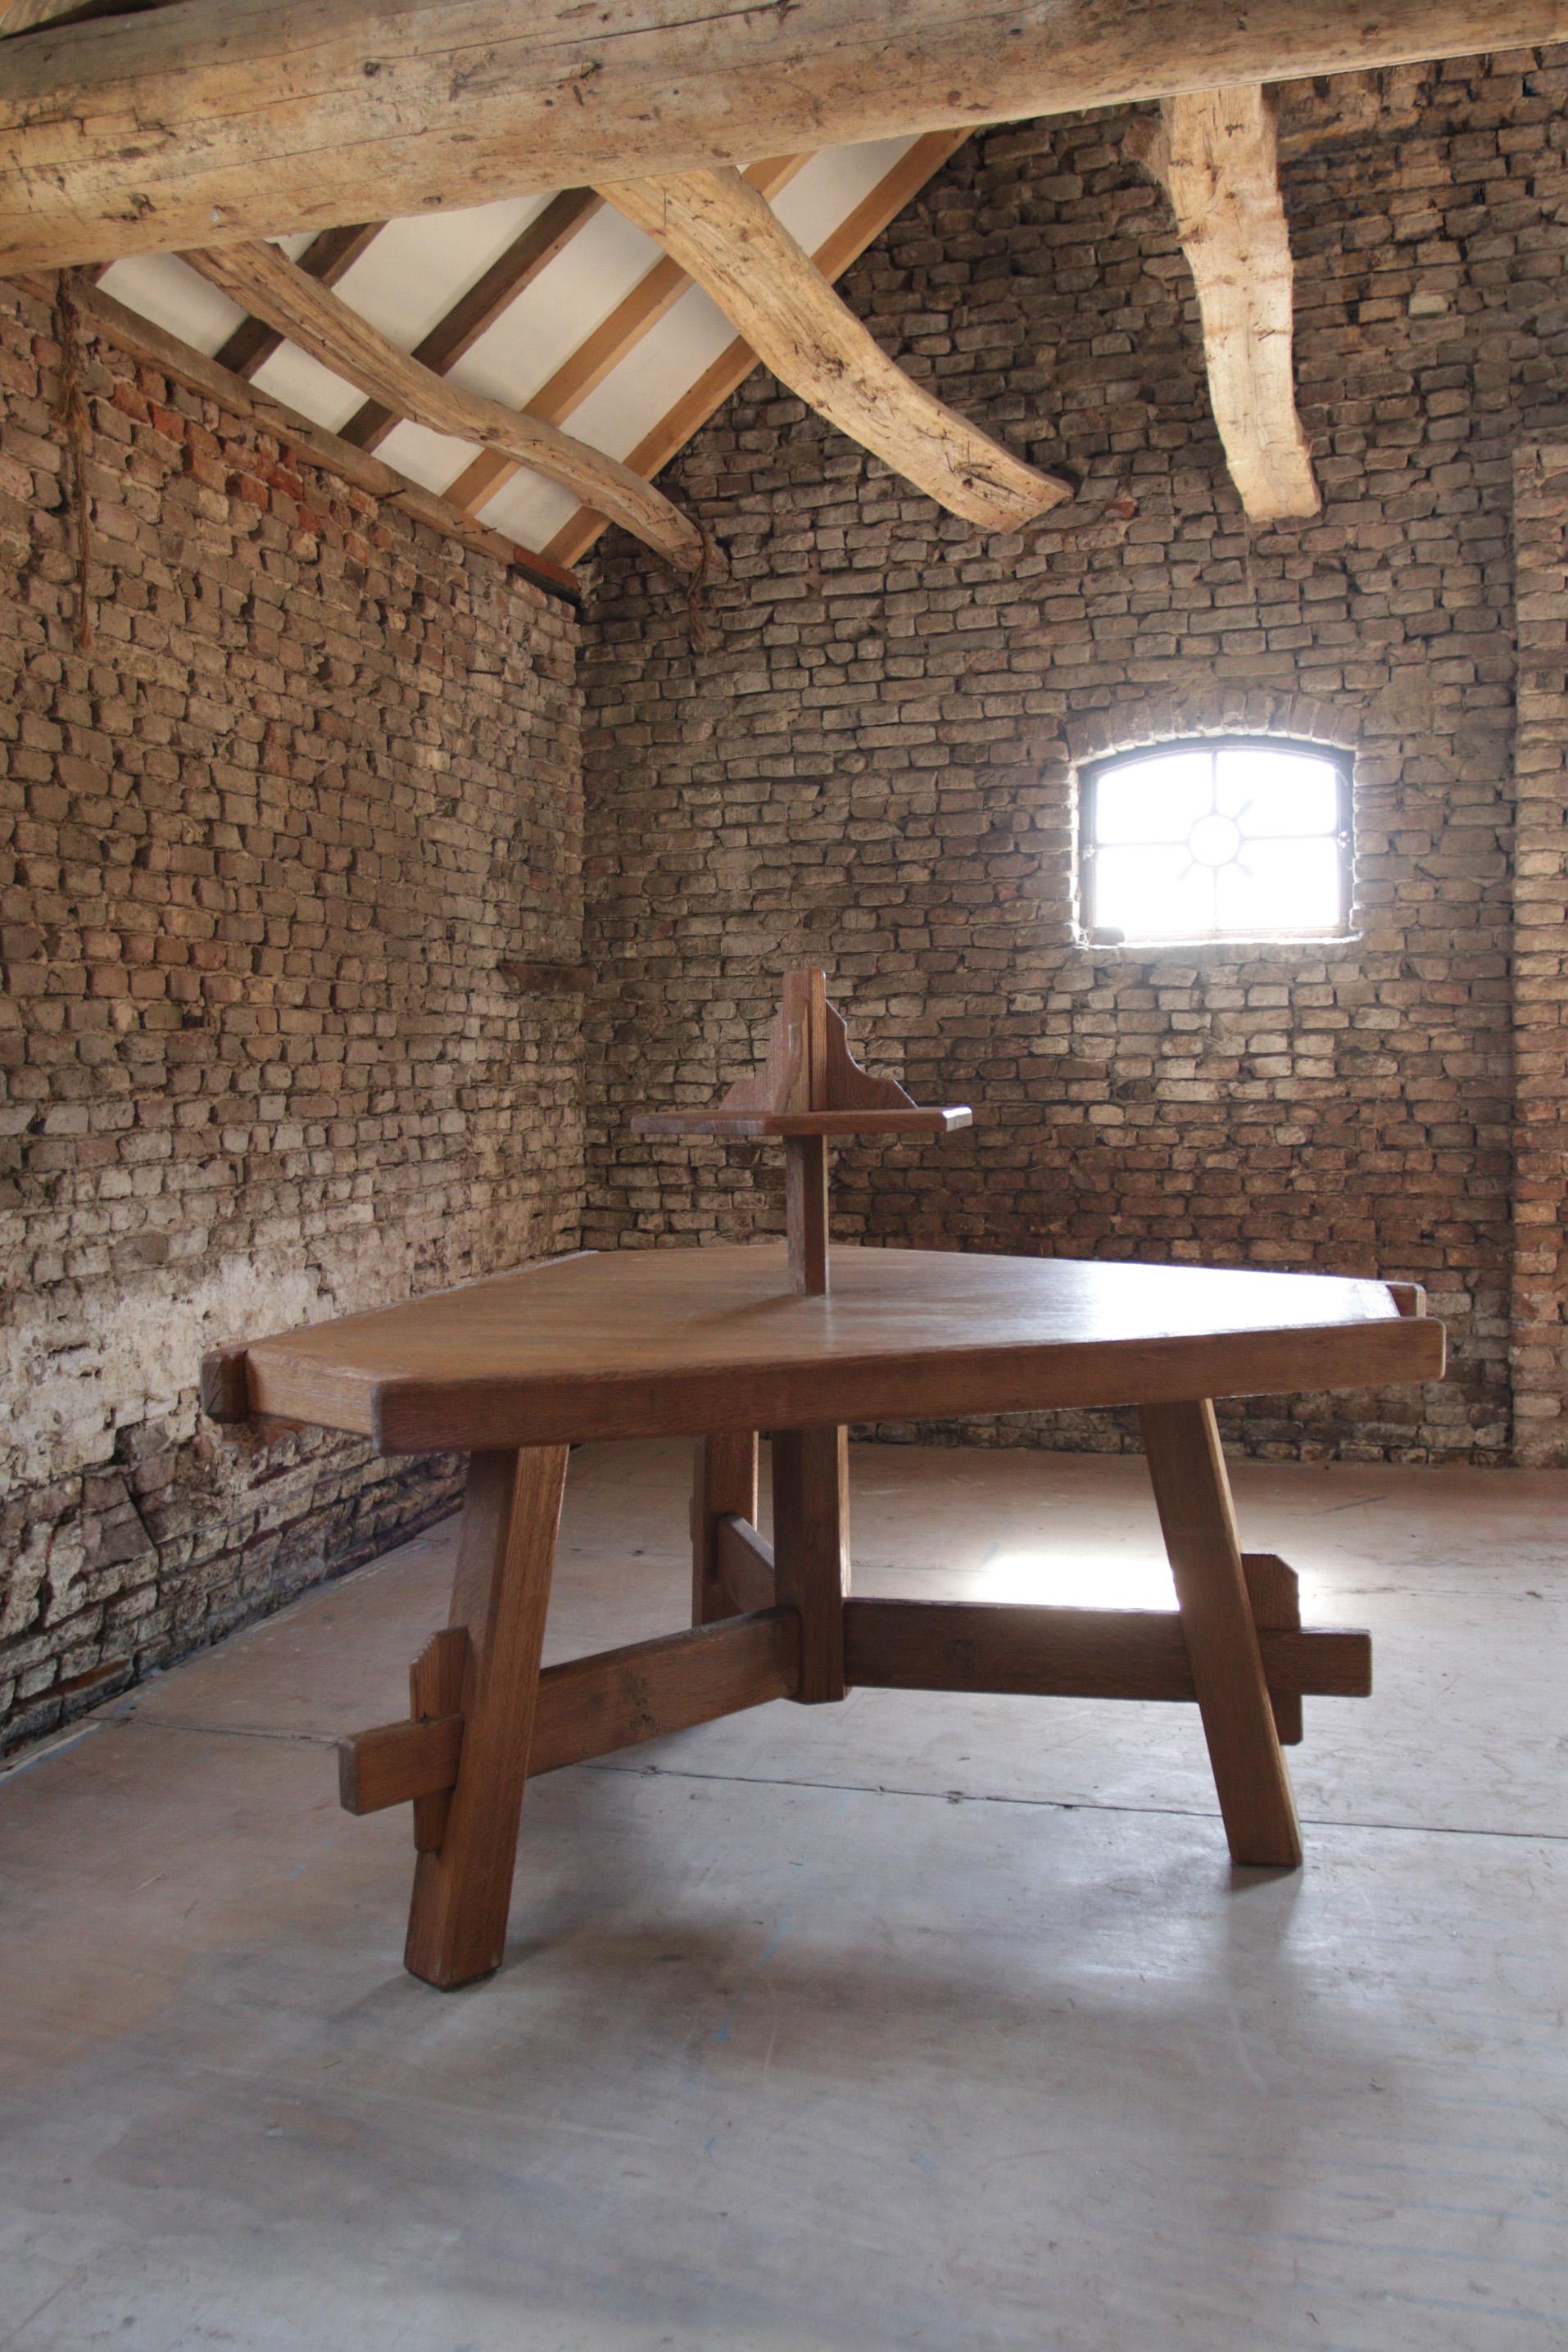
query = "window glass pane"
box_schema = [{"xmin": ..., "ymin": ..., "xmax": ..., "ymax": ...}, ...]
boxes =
[
  {"xmin": 1216, "ymin": 837, "xmax": 1343, "ymax": 935},
  {"xmin": 1092, "ymin": 845, "xmax": 1214, "ymax": 939},
  {"xmin": 1085, "ymin": 737, "xmax": 1350, "ymax": 941},
  {"xmin": 1215, "ymin": 745, "xmax": 1339, "ymax": 836},
  {"xmin": 1092, "ymin": 751, "xmax": 1211, "ymax": 845}
]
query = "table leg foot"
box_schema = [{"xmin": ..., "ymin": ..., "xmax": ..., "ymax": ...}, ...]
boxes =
[
  {"xmin": 1140, "ymin": 1400, "xmax": 1303, "ymax": 1869},
  {"xmin": 403, "ymin": 1444, "xmax": 569, "ymax": 1988}
]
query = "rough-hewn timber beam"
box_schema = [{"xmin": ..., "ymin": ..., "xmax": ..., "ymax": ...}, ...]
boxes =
[
  {"xmin": 339, "ymin": 188, "xmax": 602, "ymax": 453},
  {"xmin": 182, "ymin": 239, "xmax": 707, "ymax": 577},
  {"xmin": 57, "ymin": 274, "xmax": 579, "ymax": 600},
  {"xmin": 1131, "ymin": 85, "xmax": 1319, "ymax": 523},
  {"xmin": 841, "ymin": 1597, "xmax": 1371, "ymax": 1705},
  {"xmin": 0, "ymin": 0, "xmax": 151, "ymax": 33},
  {"xmin": 446, "ymin": 155, "xmax": 806, "ymax": 525},
  {"xmin": 215, "ymin": 217, "xmax": 383, "ymax": 381},
  {"xmin": 2, "ymin": 0, "xmax": 1566, "ymax": 272},
  {"xmin": 546, "ymin": 128, "xmax": 969, "ymax": 570},
  {"xmin": 601, "ymin": 168, "xmax": 1068, "ymax": 531}
]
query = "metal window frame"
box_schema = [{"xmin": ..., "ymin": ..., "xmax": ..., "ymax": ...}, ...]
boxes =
[{"xmin": 1077, "ymin": 735, "xmax": 1355, "ymax": 947}]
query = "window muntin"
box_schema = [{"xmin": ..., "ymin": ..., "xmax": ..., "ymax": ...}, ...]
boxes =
[{"xmin": 1078, "ymin": 738, "xmax": 1353, "ymax": 945}]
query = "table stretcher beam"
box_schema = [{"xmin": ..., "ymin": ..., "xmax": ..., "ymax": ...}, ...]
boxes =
[{"xmin": 339, "ymin": 1606, "xmax": 803, "ymax": 1821}]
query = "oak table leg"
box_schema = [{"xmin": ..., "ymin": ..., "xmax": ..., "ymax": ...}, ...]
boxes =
[
  {"xmin": 1140, "ymin": 1399, "xmax": 1303, "ymax": 1869},
  {"xmin": 691, "ymin": 1430, "xmax": 759, "ymax": 1624},
  {"xmin": 404, "ymin": 1443, "xmax": 569, "ymax": 1988},
  {"xmin": 771, "ymin": 1425, "xmax": 850, "ymax": 1701}
]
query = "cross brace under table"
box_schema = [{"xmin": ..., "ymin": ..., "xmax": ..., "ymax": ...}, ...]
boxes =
[{"xmin": 339, "ymin": 1403, "xmax": 1371, "ymax": 1991}]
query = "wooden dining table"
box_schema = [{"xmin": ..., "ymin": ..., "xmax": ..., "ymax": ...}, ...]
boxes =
[{"xmin": 202, "ymin": 1240, "xmax": 1444, "ymax": 1990}]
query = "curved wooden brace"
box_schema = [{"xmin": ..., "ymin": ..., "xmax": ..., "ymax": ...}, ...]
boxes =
[
  {"xmin": 444, "ymin": 154, "xmax": 808, "ymax": 523},
  {"xmin": 600, "ymin": 168, "xmax": 1071, "ymax": 532},
  {"xmin": 1131, "ymin": 85, "xmax": 1319, "ymax": 523},
  {"xmin": 184, "ymin": 239, "xmax": 709, "ymax": 577}
]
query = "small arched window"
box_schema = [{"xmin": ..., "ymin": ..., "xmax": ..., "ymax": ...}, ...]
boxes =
[{"xmin": 1078, "ymin": 737, "xmax": 1353, "ymax": 946}]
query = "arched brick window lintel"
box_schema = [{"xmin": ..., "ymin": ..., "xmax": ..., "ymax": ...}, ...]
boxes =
[{"xmin": 1064, "ymin": 691, "xmax": 1362, "ymax": 771}]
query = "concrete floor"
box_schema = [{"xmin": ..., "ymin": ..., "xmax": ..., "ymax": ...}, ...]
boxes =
[{"xmin": 1, "ymin": 1440, "xmax": 1565, "ymax": 2352}]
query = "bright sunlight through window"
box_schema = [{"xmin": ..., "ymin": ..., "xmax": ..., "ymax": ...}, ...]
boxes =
[{"xmin": 1079, "ymin": 737, "xmax": 1353, "ymax": 946}]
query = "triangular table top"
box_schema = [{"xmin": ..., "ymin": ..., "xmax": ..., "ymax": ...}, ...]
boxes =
[{"xmin": 220, "ymin": 1242, "xmax": 1442, "ymax": 1454}]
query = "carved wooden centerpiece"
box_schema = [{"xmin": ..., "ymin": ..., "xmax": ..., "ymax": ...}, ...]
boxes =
[{"xmin": 632, "ymin": 969, "xmax": 972, "ymax": 1294}]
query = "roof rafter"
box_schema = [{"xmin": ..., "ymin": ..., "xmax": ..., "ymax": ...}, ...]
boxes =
[
  {"xmin": 2, "ymin": 0, "xmax": 1565, "ymax": 273},
  {"xmin": 446, "ymin": 154, "xmax": 806, "ymax": 523},
  {"xmin": 182, "ymin": 237, "xmax": 707, "ymax": 576},
  {"xmin": 338, "ymin": 187, "xmax": 603, "ymax": 452},
  {"xmin": 214, "ymin": 218, "xmax": 383, "ymax": 380},
  {"xmin": 599, "ymin": 165, "xmax": 1069, "ymax": 530}
]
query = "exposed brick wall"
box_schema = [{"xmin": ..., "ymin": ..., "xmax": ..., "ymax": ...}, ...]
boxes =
[
  {"xmin": 580, "ymin": 49, "xmax": 1568, "ymax": 1466},
  {"xmin": 1511, "ymin": 442, "xmax": 1568, "ymax": 1466},
  {"xmin": 0, "ymin": 276, "xmax": 583, "ymax": 1750}
]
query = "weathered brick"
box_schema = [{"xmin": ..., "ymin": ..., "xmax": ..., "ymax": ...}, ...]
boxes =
[
  {"xmin": 0, "ymin": 276, "xmax": 584, "ymax": 1751},
  {"xmin": 579, "ymin": 54, "xmax": 1562, "ymax": 1472}
]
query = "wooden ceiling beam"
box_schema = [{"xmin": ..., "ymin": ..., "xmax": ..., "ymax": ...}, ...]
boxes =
[
  {"xmin": 446, "ymin": 154, "xmax": 806, "ymax": 526},
  {"xmin": 1131, "ymin": 87, "xmax": 1319, "ymax": 523},
  {"xmin": 0, "ymin": 0, "xmax": 164, "ymax": 33},
  {"xmin": 182, "ymin": 238, "xmax": 707, "ymax": 576},
  {"xmin": 213, "ymin": 218, "xmax": 383, "ymax": 380},
  {"xmin": 599, "ymin": 166, "xmax": 1068, "ymax": 532},
  {"xmin": 3, "ymin": 0, "xmax": 1566, "ymax": 272},
  {"xmin": 51, "ymin": 274, "xmax": 578, "ymax": 599},
  {"xmin": 338, "ymin": 187, "xmax": 603, "ymax": 452},
  {"xmin": 545, "ymin": 129, "xmax": 970, "ymax": 569}
]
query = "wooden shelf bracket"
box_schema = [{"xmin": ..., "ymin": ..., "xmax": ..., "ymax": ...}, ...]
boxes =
[{"xmin": 631, "ymin": 968, "xmax": 971, "ymax": 1297}]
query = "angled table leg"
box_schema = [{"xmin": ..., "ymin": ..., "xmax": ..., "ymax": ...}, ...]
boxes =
[
  {"xmin": 404, "ymin": 1444, "xmax": 569, "ymax": 1988},
  {"xmin": 772, "ymin": 1425, "xmax": 850, "ymax": 1701},
  {"xmin": 1140, "ymin": 1399, "xmax": 1303, "ymax": 1869},
  {"xmin": 691, "ymin": 1431, "xmax": 759, "ymax": 1624}
]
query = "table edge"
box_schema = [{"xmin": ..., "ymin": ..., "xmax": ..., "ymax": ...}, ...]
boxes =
[{"xmin": 347, "ymin": 1309, "xmax": 1447, "ymax": 1452}]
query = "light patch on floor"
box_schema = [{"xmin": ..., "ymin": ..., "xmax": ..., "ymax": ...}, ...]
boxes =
[{"xmin": 0, "ymin": 1440, "xmax": 1564, "ymax": 2350}]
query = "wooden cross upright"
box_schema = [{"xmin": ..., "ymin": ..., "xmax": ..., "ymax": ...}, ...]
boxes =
[{"xmin": 632, "ymin": 969, "xmax": 971, "ymax": 1294}]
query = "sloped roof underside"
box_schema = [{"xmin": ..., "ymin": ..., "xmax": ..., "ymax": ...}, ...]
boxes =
[{"xmin": 97, "ymin": 135, "xmax": 931, "ymax": 575}]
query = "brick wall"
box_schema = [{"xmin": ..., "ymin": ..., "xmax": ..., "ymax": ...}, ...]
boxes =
[
  {"xmin": 1511, "ymin": 442, "xmax": 1568, "ymax": 1466},
  {"xmin": 0, "ymin": 276, "xmax": 583, "ymax": 1750},
  {"xmin": 580, "ymin": 49, "xmax": 1568, "ymax": 1466}
]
